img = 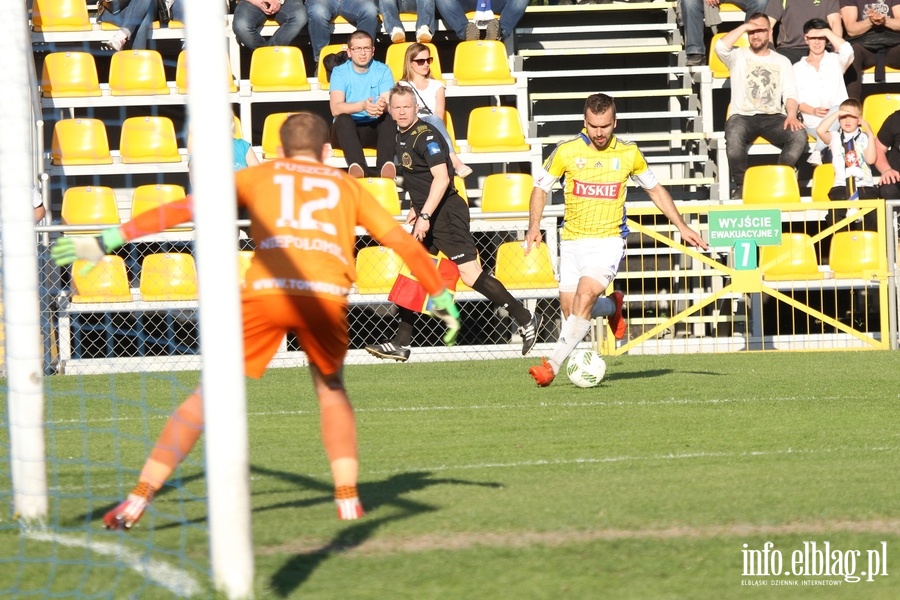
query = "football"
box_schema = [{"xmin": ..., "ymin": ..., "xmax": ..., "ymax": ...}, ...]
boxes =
[{"xmin": 566, "ymin": 350, "xmax": 607, "ymax": 388}]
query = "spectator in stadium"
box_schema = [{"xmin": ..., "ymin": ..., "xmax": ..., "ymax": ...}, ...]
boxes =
[
  {"xmin": 231, "ymin": 0, "xmax": 308, "ymax": 50},
  {"xmin": 794, "ymin": 19, "xmax": 854, "ymax": 165},
  {"xmin": 525, "ymin": 93, "xmax": 708, "ymax": 387},
  {"xmin": 816, "ymin": 98, "xmax": 879, "ymax": 229},
  {"xmin": 398, "ymin": 43, "xmax": 472, "ymax": 177},
  {"xmin": 96, "ymin": 0, "xmax": 156, "ymax": 50},
  {"xmin": 329, "ymin": 30, "xmax": 397, "ymax": 178},
  {"xmin": 364, "ymin": 85, "xmax": 540, "ymax": 362},
  {"xmin": 716, "ymin": 13, "xmax": 807, "ymax": 197},
  {"xmin": 874, "ymin": 108, "xmax": 900, "ymax": 199},
  {"xmin": 434, "ymin": 0, "xmax": 527, "ymax": 41},
  {"xmin": 49, "ymin": 112, "xmax": 460, "ymax": 529},
  {"xmin": 841, "ymin": 0, "xmax": 900, "ymax": 100},
  {"xmin": 765, "ymin": 0, "xmax": 841, "ymax": 64},
  {"xmin": 680, "ymin": 0, "xmax": 768, "ymax": 67},
  {"xmin": 380, "ymin": 0, "xmax": 437, "ymax": 43},
  {"xmin": 307, "ymin": 0, "xmax": 380, "ymax": 65}
]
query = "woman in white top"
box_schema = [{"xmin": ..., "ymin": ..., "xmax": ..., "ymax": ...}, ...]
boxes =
[
  {"xmin": 399, "ymin": 43, "xmax": 473, "ymax": 178},
  {"xmin": 793, "ymin": 19, "xmax": 855, "ymax": 165}
]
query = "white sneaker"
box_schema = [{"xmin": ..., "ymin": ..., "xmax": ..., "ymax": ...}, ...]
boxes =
[
  {"xmin": 808, "ymin": 150, "xmax": 823, "ymax": 166},
  {"xmin": 390, "ymin": 27, "xmax": 405, "ymax": 44},
  {"xmin": 107, "ymin": 29, "xmax": 128, "ymax": 52},
  {"xmin": 416, "ymin": 25, "xmax": 432, "ymax": 43}
]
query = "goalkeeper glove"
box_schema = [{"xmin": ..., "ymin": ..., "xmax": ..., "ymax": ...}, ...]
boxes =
[
  {"xmin": 430, "ymin": 289, "xmax": 460, "ymax": 346},
  {"xmin": 50, "ymin": 227, "xmax": 126, "ymax": 271}
]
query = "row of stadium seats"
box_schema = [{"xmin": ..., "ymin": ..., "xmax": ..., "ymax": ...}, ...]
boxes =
[
  {"xmin": 40, "ymin": 40, "xmax": 515, "ymax": 100},
  {"xmin": 761, "ymin": 231, "xmax": 887, "ymax": 282},
  {"xmin": 48, "ymin": 105, "xmax": 533, "ymax": 169},
  {"xmin": 58, "ymin": 173, "xmax": 534, "ymax": 228},
  {"xmin": 69, "ymin": 236, "xmax": 558, "ymax": 305}
]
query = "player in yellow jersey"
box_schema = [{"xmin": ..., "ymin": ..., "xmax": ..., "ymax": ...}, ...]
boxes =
[
  {"xmin": 526, "ymin": 93, "xmax": 708, "ymax": 386},
  {"xmin": 50, "ymin": 112, "xmax": 460, "ymax": 527}
]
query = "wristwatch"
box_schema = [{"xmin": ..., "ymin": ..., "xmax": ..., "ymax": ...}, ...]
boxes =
[{"xmin": 419, "ymin": 212, "xmax": 431, "ymax": 221}]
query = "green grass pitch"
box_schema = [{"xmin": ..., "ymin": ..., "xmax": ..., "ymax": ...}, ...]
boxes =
[{"xmin": 3, "ymin": 350, "xmax": 900, "ymax": 599}]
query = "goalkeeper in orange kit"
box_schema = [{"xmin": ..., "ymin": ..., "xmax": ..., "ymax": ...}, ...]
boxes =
[{"xmin": 50, "ymin": 112, "xmax": 460, "ymax": 529}]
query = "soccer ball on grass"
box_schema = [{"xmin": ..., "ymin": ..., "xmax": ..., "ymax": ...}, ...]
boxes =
[{"xmin": 566, "ymin": 350, "xmax": 607, "ymax": 388}]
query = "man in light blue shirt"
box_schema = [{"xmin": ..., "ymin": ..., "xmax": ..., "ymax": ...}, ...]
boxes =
[{"xmin": 330, "ymin": 30, "xmax": 397, "ymax": 178}]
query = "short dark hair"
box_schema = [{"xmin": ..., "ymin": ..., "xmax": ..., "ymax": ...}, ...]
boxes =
[
  {"xmin": 803, "ymin": 18, "xmax": 829, "ymax": 34},
  {"xmin": 840, "ymin": 98, "xmax": 862, "ymax": 113},
  {"xmin": 584, "ymin": 93, "xmax": 616, "ymax": 118},
  {"xmin": 280, "ymin": 112, "xmax": 329, "ymax": 157},
  {"xmin": 348, "ymin": 29, "xmax": 373, "ymax": 46},
  {"xmin": 745, "ymin": 12, "xmax": 768, "ymax": 24}
]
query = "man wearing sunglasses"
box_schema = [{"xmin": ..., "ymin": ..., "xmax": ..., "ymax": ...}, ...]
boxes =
[
  {"xmin": 329, "ymin": 30, "xmax": 398, "ymax": 179},
  {"xmin": 716, "ymin": 12, "xmax": 808, "ymax": 198}
]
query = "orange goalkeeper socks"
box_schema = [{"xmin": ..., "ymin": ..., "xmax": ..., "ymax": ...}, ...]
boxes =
[{"xmin": 139, "ymin": 392, "xmax": 204, "ymax": 490}]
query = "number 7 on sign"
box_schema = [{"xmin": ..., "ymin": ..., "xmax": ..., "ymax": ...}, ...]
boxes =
[{"xmin": 733, "ymin": 240, "xmax": 758, "ymax": 271}]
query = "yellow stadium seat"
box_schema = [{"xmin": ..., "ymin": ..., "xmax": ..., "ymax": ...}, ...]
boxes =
[
  {"xmin": 238, "ymin": 250, "xmax": 254, "ymax": 285},
  {"xmin": 71, "ymin": 256, "xmax": 133, "ymax": 303},
  {"xmin": 50, "ymin": 118, "xmax": 113, "ymax": 166},
  {"xmin": 445, "ymin": 110, "xmax": 460, "ymax": 153},
  {"xmin": 119, "ymin": 116, "xmax": 181, "ymax": 164},
  {"xmin": 828, "ymin": 231, "xmax": 886, "ymax": 279},
  {"xmin": 358, "ymin": 177, "xmax": 402, "ymax": 215},
  {"xmin": 480, "ymin": 173, "xmax": 533, "ymax": 216},
  {"xmin": 454, "ymin": 175, "xmax": 468, "ymax": 204},
  {"xmin": 466, "ymin": 106, "xmax": 529, "ymax": 153},
  {"xmin": 453, "ymin": 40, "xmax": 514, "ymax": 86},
  {"xmin": 261, "ymin": 112, "xmax": 297, "ymax": 159},
  {"xmin": 131, "ymin": 184, "xmax": 186, "ymax": 218},
  {"xmin": 862, "ymin": 94, "xmax": 900, "ymax": 137},
  {"xmin": 250, "ymin": 46, "xmax": 311, "ymax": 92},
  {"xmin": 175, "ymin": 50, "xmax": 238, "ymax": 94},
  {"xmin": 139, "ymin": 253, "xmax": 198, "ymax": 301},
  {"xmin": 385, "ymin": 42, "xmax": 443, "ymax": 82},
  {"xmin": 316, "ymin": 43, "xmax": 347, "ymax": 91},
  {"xmin": 32, "ymin": 0, "xmax": 91, "ymax": 32},
  {"xmin": 760, "ymin": 233, "xmax": 824, "ymax": 281},
  {"xmin": 355, "ymin": 246, "xmax": 404, "ymax": 294},
  {"xmin": 811, "ymin": 163, "xmax": 835, "ymax": 202},
  {"xmin": 709, "ymin": 32, "xmax": 749, "ymax": 79},
  {"xmin": 494, "ymin": 241, "xmax": 557, "ymax": 290},
  {"xmin": 41, "ymin": 51, "xmax": 101, "ymax": 98},
  {"xmin": 61, "ymin": 186, "xmax": 120, "ymax": 225},
  {"xmin": 109, "ymin": 50, "xmax": 170, "ymax": 96},
  {"xmin": 741, "ymin": 165, "xmax": 800, "ymax": 204}
]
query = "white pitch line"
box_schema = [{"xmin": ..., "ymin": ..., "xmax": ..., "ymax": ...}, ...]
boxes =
[
  {"xmin": 47, "ymin": 393, "xmax": 868, "ymax": 425},
  {"xmin": 23, "ymin": 528, "xmax": 202, "ymax": 597},
  {"xmin": 47, "ymin": 445, "xmax": 900, "ymax": 494}
]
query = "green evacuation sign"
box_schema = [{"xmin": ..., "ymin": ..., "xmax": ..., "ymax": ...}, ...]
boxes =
[{"xmin": 708, "ymin": 209, "xmax": 782, "ymax": 271}]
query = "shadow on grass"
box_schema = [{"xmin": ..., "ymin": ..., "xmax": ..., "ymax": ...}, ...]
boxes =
[{"xmin": 268, "ymin": 470, "xmax": 502, "ymax": 597}]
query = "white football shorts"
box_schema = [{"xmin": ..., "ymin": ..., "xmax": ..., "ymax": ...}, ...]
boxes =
[{"xmin": 558, "ymin": 237, "xmax": 626, "ymax": 292}]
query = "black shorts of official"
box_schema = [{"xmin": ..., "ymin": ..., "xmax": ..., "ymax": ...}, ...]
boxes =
[{"xmin": 422, "ymin": 195, "xmax": 478, "ymax": 264}]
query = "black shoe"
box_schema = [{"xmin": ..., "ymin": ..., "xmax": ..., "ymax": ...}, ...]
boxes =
[
  {"xmin": 686, "ymin": 54, "xmax": 704, "ymax": 67},
  {"xmin": 365, "ymin": 341, "xmax": 411, "ymax": 362},
  {"xmin": 518, "ymin": 312, "xmax": 542, "ymax": 356}
]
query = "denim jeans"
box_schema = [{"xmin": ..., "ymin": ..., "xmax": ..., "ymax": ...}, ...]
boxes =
[
  {"xmin": 680, "ymin": 0, "xmax": 767, "ymax": 56},
  {"xmin": 434, "ymin": 0, "xmax": 527, "ymax": 40},
  {"xmin": 421, "ymin": 114, "xmax": 456, "ymax": 154},
  {"xmin": 724, "ymin": 113, "xmax": 809, "ymax": 193},
  {"xmin": 308, "ymin": 0, "xmax": 380, "ymax": 62},
  {"xmin": 379, "ymin": 0, "xmax": 437, "ymax": 35},
  {"xmin": 96, "ymin": 0, "xmax": 155, "ymax": 49},
  {"xmin": 233, "ymin": 0, "xmax": 308, "ymax": 50}
]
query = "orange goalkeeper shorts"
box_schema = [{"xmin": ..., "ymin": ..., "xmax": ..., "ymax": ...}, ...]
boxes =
[{"xmin": 242, "ymin": 293, "xmax": 348, "ymax": 378}]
